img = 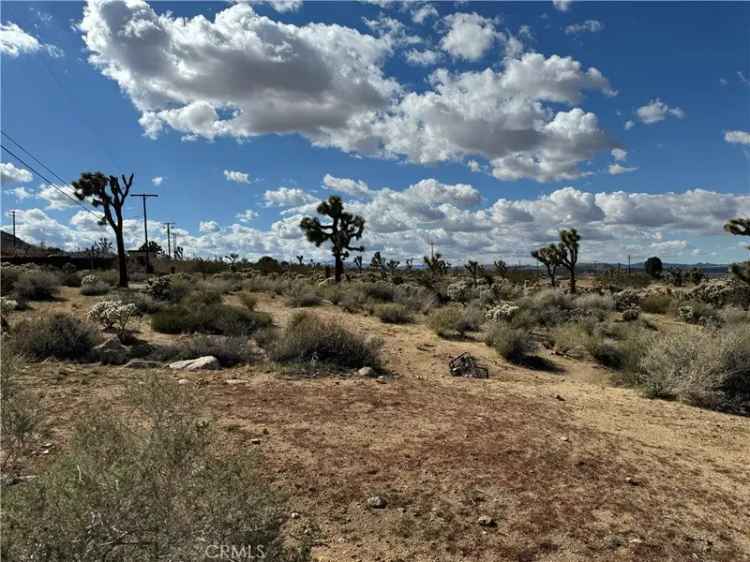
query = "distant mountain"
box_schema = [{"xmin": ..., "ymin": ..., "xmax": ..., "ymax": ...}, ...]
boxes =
[{"xmin": 1, "ymin": 230, "xmax": 63, "ymax": 256}]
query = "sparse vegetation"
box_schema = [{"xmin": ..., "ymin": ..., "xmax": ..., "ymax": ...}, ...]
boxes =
[
  {"xmin": 485, "ymin": 322, "xmax": 536, "ymax": 362},
  {"xmin": 12, "ymin": 270, "xmax": 60, "ymax": 301},
  {"xmin": 150, "ymin": 304, "xmax": 272, "ymax": 336},
  {"xmin": 374, "ymin": 303, "xmax": 412, "ymax": 324},
  {"xmin": 7, "ymin": 313, "xmax": 98, "ymax": 360},
  {"xmin": 427, "ymin": 306, "xmax": 478, "ymax": 338}
]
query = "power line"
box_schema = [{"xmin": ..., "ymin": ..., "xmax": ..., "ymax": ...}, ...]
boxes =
[
  {"xmin": 2, "ymin": 131, "xmax": 74, "ymax": 188},
  {"xmin": 1, "ymin": 141, "xmax": 101, "ymax": 220}
]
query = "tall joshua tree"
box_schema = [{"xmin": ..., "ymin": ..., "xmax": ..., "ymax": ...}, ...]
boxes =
[
  {"xmin": 72, "ymin": 172, "xmax": 133, "ymax": 288},
  {"xmin": 558, "ymin": 228, "xmax": 581, "ymax": 294},
  {"xmin": 424, "ymin": 252, "xmax": 448, "ymax": 278},
  {"xmin": 531, "ymin": 245, "xmax": 563, "ymax": 288},
  {"xmin": 464, "ymin": 260, "xmax": 483, "ymax": 287},
  {"xmin": 725, "ymin": 218, "xmax": 750, "ymax": 285},
  {"xmin": 300, "ymin": 196, "xmax": 365, "ymax": 283}
]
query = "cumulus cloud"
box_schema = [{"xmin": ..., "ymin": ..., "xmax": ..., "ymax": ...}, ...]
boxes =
[
  {"xmin": 8, "ymin": 187, "xmax": 34, "ymax": 200},
  {"xmin": 0, "ymin": 22, "xmax": 62, "ymax": 57},
  {"xmin": 636, "ymin": 98, "xmax": 685, "ymax": 125},
  {"xmin": 199, "ymin": 220, "xmax": 220, "ymax": 233},
  {"xmin": 553, "ymin": 0, "xmax": 573, "ymax": 12},
  {"xmin": 224, "ymin": 170, "xmax": 251, "ymax": 184},
  {"xmin": 608, "ymin": 163, "xmax": 638, "ymax": 175},
  {"xmin": 1, "ymin": 162, "xmax": 33, "ymax": 184},
  {"xmin": 264, "ymin": 187, "xmax": 318, "ymax": 207},
  {"xmin": 611, "ymin": 148, "xmax": 627, "ymax": 161},
  {"xmin": 440, "ymin": 12, "xmax": 499, "ymax": 61},
  {"xmin": 405, "ymin": 48, "xmax": 442, "ymax": 66},
  {"xmin": 323, "ymin": 174, "xmax": 371, "ymax": 198},
  {"xmin": 724, "ymin": 130, "xmax": 750, "ymax": 145},
  {"xmin": 624, "ymin": 120, "xmax": 635, "ymax": 130},
  {"xmin": 37, "ymin": 184, "xmax": 81, "ymax": 210},
  {"xmin": 236, "ymin": 209, "xmax": 258, "ymax": 222},
  {"xmin": 152, "ymin": 176, "xmax": 164, "ymax": 186},
  {"xmin": 411, "ymin": 3, "xmax": 438, "ymax": 24},
  {"xmin": 262, "ymin": 0, "xmax": 303, "ymax": 12},
  {"xmin": 564, "ymin": 20, "xmax": 603, "ymax": 35}
]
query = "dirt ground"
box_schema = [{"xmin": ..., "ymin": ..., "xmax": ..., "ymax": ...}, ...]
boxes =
[{"xmin": 8, "ymin": 288, "xmax": 750, "ymax": 562}]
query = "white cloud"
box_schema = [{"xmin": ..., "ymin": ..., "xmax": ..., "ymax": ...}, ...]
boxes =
[
  {"xmin": 724, "ymin": 130, "xmax": 750, "ymax": 145},
  {"xmin": 199, "ymin": 220, "xmax": 220, "ymax": 233},
  {"xmin": 611, "ymin": 148, "xmax": 627, "ymax": 161},
  {"xmin": 9, "ymin": 187, "xmax": 34, "ymax": 200},
  {"xmin": 738, "ymin": 71, "xmax": 750, "ymax": 86},
  {"xmin": 0, "ymin": 22, "xmax": 62, "ymax": 58},
  {"xmin": 152, "ymin": 176, "xmax": 164, "ymax": 186},
  {"xmin": 608, "ymin": 163, "xmax": 638, "ymax": 175},
  {"xmin": 553, "ymin": 0, "xmax": 573, "ymax": 12},
  {"xmin": 0, "ymin": 162, "xmax": 33, "ymax": 184},
  {"xmin": 224, "ymin": 170, "xmax": 251, "ymax": 184},
  {"xmin": 236, "ymin": 209, "xmax": 258, "ymax": 222},
  {"xmin": 323, "ymin": 174, "xmax": 371, "ymax": 198},
  {"xmin": 636, "ymin": 98, "xmax": 685, "ymax": 125},
  {"xmin": 262, "ymin": 0, "xmax": 303, "ymax": 12},
  {"xmin": 37, "ymin": 183, "xmax": 80, "ymax": 210},
  {"xmin": 264, "ymin": 187, "xmax": 318, "ymax": 207},
  {"xmin": 440, "ymin": 12, "xmax": 498, "ymax": 61},
  {"xmin": 624, "ymin": 120, "xmax": 635, "ymax": 130},
  {"xmin": 564, "ymin": 20, "xmax": 603, "ymax": 35},
  {"xmin": 405, "ymin": 48, "xmax": 442, "ymax": 66},
  {"xmin": 411, "ymin": 3, "xmax": 438, "ymax": 24}
]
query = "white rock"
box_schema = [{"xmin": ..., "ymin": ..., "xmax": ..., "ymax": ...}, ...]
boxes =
[
  {"xmin": 168, "ymin": 356, "xmax": 220, "ymax": 371},
  {"xmin": 358, "ymin": 366, "xmax": 375, "ymax": 377},
  {"xmin": 367, "ymin": 495, "xmax": 387, "ymax": 509}
]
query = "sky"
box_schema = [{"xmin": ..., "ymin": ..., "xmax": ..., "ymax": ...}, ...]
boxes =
[{"xmin": 1, "ymin": 0, "xmax": 749, "ymax": 265}]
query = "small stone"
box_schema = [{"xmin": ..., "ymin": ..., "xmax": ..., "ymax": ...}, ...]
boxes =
[
  {"xmin": 177, "ymin": 378, "xmax": 191, "ymax": 385},
  {"xmin": 250, "ymin": 438, "xmax": 262, "ymax": 445},
  {"xmin": 477, "ymin": 515, "xmax": 496, "ymax": 527},
  {"xmin": 168, "ymin": 356, "xmax": 220, "ymax": 371},
  {"xmin": 555, "ymin": 394, "xmax": 565, "ymax": 401},
  {"xmin": 94, "ymin": 336, "xmax": 129, "ymax": 365},
  {"xmin": 560, "ymin": 436, "xmax": 569, "ymax": 442},
  {"xmin": 376, "ymin": 376, "xmax": 387, "ymax": 384},
  {"xmin": 290, "ymin": 512, "xmax": 301, "ymax": 519},
  {"xmin": 625, "ymin": 476, "xmax": 639, "ymax": 486},
  {"xmin": 367, "ymin": 495, "xmax": 387, "ymax": 509},
  {"xmin": 358, "ymin": 367, "xmax": 375, "ymax": 377},
  {"xmin": 225, "ymin": 379, "xmax": 246, "ymax": 385}
]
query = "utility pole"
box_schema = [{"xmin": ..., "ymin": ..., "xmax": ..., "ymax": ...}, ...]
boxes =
[
  {"xmin": 627, "ymin": 255, "xmax": 631, "ymax": 275},
  {"xmin": 172, "ymin": 231, "xmax": 178, "ymax": 258},
  {"xmin": 164, "ymin": 222, "xmax": 176, "ymax": 258},
  {"xmin": 131, "ymin": 193, "xmax": 159, "ymax": 273}
]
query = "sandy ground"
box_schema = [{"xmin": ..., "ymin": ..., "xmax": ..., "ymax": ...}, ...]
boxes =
[{"xmin": 8, "ymin": 287, "xmax": 750, "ymax": 562}]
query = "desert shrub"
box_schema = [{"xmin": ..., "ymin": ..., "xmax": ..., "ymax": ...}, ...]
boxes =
[
  {"xmin": 271, "ymin": 311, "xmax": 381, "ymax": 369},
  {"xmin": 362, "ymin": 281, "xmax": 396, "ymax": 303},
  {"xmin": 1, "ymin": 375, "xmax": 308, "ymax": 561},
  {"xmin": 720, "ymin": 306, "xmax": 750, "ymax": 325},
  {"xmin": 97, "ymin": 269, "xmax": 121, "ymax": 286},
  {"xmin": 80, "ymin": 280, "xmax": 111, "ymax": 296},
  {"xmin": 243, "ymin": 276, "xmax": 283, "ymax": 294},
  {"xmin": 87, "ymin": 301, "xmax": 139, "ymax": 338},
  {"xmin": 594, "ymin": 270, "xmax": 652, "ymax": 289},
  {"xmin": 8, "ymin": 313, "xmax": 98, "ymax": 360},
  {"xmin": 511, "ymin": 290, "xmax": 574, "ymax": 329},
  {"xmin": 286, "ymin": 285, "xmax": 322, "ymax": 308},
  {"xmin": 551, "ymin": 321, "xmax": 593, "ymax": 358},
  {"xmin": 182, "ymin": 287, "xmax": 223, "ymax": 308},
  {"xmin": 12, "ymin": 270, "xmax": 59, "ymax": 301},
  {"xmin": 533, "ymin": 288, "xmax": 573, "ymax": 310},
  {"xmin": 1, "ymin": 354, "xmax": 46, "ymax": 475},
  {"xmin": 677, "ymin": 301, "xmax": 721, "ymax": 326},
  {"xmin": 151, "ymin": 304, "xmax": 272, "ymax": 336},
  {"xmin": 373, "ymin": 303, "xmax": 412, "ymax": 324},
  {"xmin": 60, "ymin": 264, "xmax": 81, "ymax": 287},
  {"xmin": 638, "ymin": 326, "xmax": 750, "ymax": 413},
  {"xmin": 116, "ymin": 290, "xmax": 162, "ymax": 314},
  {"xmin": 574, "ymin": 293, "xmax": 614, "ymax": 312},
  {"xmin": 585, "ymin": 336, "xmax": 626, "ymax": 370},
  {"xmin": 485, "ymin": 322, "xmax": 536, "ymax": 362},
  {"xmin": 238, "ymin": 291, "xmax": 258, "ymax": 310},
  {"xmin": 157, "ymin": 334, "xmax": 253, "ymax": 367},
  {"xmin": 640, "ymin": 293, "xmax": 672, "ymax": 314},
  {"xmin": 1, "ymin": 267, "xmax": 21, "ymax": 295},
  {"xmin": 198, "ymin": 277, "xmax": 237, "ymax": 295},
  {"xmin": 427, "ymin": 306, "xmax": 477, "ymax": 338}
]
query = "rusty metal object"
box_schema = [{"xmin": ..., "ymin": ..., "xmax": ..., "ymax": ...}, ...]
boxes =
[{"xmin": 449, "ymin": 352, "xmax": 489, "ymax": 379}]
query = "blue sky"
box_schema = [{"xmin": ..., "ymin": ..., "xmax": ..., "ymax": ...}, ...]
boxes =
[{"xmin": 1, "ymin": 0, "xmax": 749, "ymax": 264}]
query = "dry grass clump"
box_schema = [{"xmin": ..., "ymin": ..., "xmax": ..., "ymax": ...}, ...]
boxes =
[
  {"xmin": 427, "ymin": 305, "xmax": 481, "ymax": 338},
  {"xmin": 373, "ymin": 303, "xmax": 412, "ymax": 324},
  {"xmin": 238, "ymin": 291, "xmax": 258, "ymax": 310},
  {"xmin": 270, "ymin": 312, "xmax": 381, "ymax": 370},
  {"xmin": 485, "ymin": 322, "xmax": 536, "ymax": 362},
  {"xmin": 1, "ymin": 375, "xmax": 310, "ymax": 561},
  {"xmin": 574, "ymin": 292, "xmax": 615, "ymax": 312},
  {"xmin": 150, "ymin": 304, "xmax": 272, "ymax": 336},
  {"xmin": 153, "ymin": 334, "xmax": 254, "ymax": 367},
  {"xmin": 640, "ymin": 293, "xmax": 673, "ymax": 314},
  {"xmin": 12, "ymin": 270, "xmax": 60, "ymax": 301},
  {"xmin": 6, "ymin": 313, "xmax": 99, "ymax": 361}
]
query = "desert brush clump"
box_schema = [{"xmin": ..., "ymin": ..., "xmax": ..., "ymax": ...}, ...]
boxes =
[
  {"xmin": 485, "ymin": 322, "xmax": 537, "ymax": 362},
  {"xmin": 80, "ymin": 274, "xmax": 111, "ymax": 296},
  {"xmin": 12, "ymin": 270, "xmax": 60, "ymax": 301},
  {"xmin": 373, "ymin": 303, "xmax": 412, "ymax": 324},
  {"xmin": 271, "ymin": 311, "xmax": 382, "ymax": 370},
  {"xmin": 640, "ymin": 293, "xmax": 673, "ymax": 314},
  {"xmin": 87, "ymin": 301, "xmax": 139, "ymax": 338},
  {"xmin": 150, "ymin": 304, "xmax": 272, "ymax": 336},
  {"xmin": 427, "ymin": 305, "xmax": 480, "ymax": 338},
  {"xmin": 7, "ymin": 313, "xmax": 99, "ymax": 361},
  {"xmin": 1, "ymin": 374, "xmax": 310, "ymax": 561}
]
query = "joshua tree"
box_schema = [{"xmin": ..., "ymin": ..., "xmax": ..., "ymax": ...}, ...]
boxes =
[
  {"xmin": 493, "ymin": 259, "xmax": 508, "ymax": 278},
  {"xmin": 725, "ymin": 218, "xmax": 750, "ymax": 285},
  {"xmin": 464, "ymin": 260, "xmax": 483, "ymax": 286},
  {"xmin": 353, "ymin": 255, "xmax": 363, "ymax": 273},
  {"xmin": 424, "ymin": 253, "xmax": 448, "ymax": 278},
  {"xmin": 296, "ymin": 255, "xmax": 304, "ymax": 266},
  {"xmin": 173, "ymin": 246, "xmax": 184, "ymax": 260},
  {"xmin": 386, "ymin": 260, "xmax": 400, "ymax": 276},
  {"xmin": 72, "ymin": 172, "xmax": 133, "ymax": 288},
  {"xmin": 644, "ymin": 256, "xmax": 663, "ymax": 279},
  {"xmin": 558, "ymin": 228, "xmax": 581, "ymax": 294},
  {"xmin": 300, "ymin": 196, "xmax": 365, "ymax": 283},
  {"xmin": 531, "ymin": 245, "xmax": 563, "ymax": 288},
  {"xmin": 139, "ymin": 241, "xmax": 164, "ymax": 255},
  {"xmin": 666, "ymin": 267, "xmax": 684, "ymax": 287},
  {"xmin": 405, "ymin": 258, "xmax": 414, "ymax": 272},
  {"xmin": 96, "ymin": 238, "xmax": 114, "ymax": 256}
]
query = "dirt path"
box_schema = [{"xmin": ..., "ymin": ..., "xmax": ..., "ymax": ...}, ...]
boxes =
[{"xmin": 15, "ymin": 290, "xmax": 750, "ymax": 561}]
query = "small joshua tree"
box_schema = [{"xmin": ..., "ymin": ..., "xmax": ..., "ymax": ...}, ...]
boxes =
[
  {"xmin": 370, "ymin": 251, "xmax": 386, "ymax": 276},
  {"xmin": 386, "ymin": 260, "xmax": 400, "ymax": 277},
  {"xmin": 531, "ymin": 245, "xmax": 563, "ymax": 288},
  {"xmin": 493, "ymin": 260, "xmax": 508, "ymax": 278},
  {"xmin": 353, "ymin": 255, "xmax": 363, "ymax": 273},
  {"xmin": 558, "ymin": 228, "xmax": 581, "ymax": 294},
  {"xmin": 72, "ymin": 172, "xmax": 134, "ymax": 288},
  {"xmin": 296, "ymin": 255, "xmax": 304, "ymax": 266},
  {"xmin": 725, "ymin": 218, "xmax": 750, "ymax": 285},
  {"xmin": 424, "ymin": 253, "xmax": 448, "ymax": 278},
  {"xmin": 405, "ymin": 258, "xmax": 414, "ymax": 272},
  {"xmin": 464, "ymin": 260, "xmax": 483, "ymax": 286},
  {"xmin": 644, "ymin": 256, "xmax": 663, "ymax": 279},
  {"xmin": 300, "ymin": 196, "xmax": 365, "ymax": 283}
]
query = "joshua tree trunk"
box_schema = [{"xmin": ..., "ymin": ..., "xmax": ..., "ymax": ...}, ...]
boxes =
[
  {"xmin": 114, "ymin": 227, "xmax": 128, "ymax": 288},
  {"xmin": 334, "ymin": 253, "xmax": 344, "ymax": 283}
]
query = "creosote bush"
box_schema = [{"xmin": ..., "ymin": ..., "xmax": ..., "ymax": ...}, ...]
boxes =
[
  {"xmin": 7, "ymin": 313, "xmax": 98, "ymax": 361},
  {"xmin": 151, "ymin": 304, "xmax": 272, "ymax": 336},
  {"xmin": 640, "ymin": 293, "xmax": 672, "ymax": 314},
  {"xmin": 12, "ymin": 270, "xmax": 60, "ymax": 301},
  {"xmin": 1, "ymin": 375, "xmax": 310, "ymax": 561},
  {"xmin": 271, "ymin": 311, "xmax": 381, "ymax": 369},
  {"xmin": 373, "ymin": 303, "xmax": 412, "ymax": 324},
  {"xmin": 485, "ymin": 322, "xmax": 536, "ymax": 362},
  {"xmin": 427, "ymin": 305, "xmax": 478, "ymax": 338}
]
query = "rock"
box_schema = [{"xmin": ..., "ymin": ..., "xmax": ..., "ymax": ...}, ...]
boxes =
[
  {"xmin": 250, "ymin": 438, "xmax": 262, "ymax": 445},
  {"xmin": 168, "ymin": 356, "xmax": 220, "ymax": 371},
  {"xmin": 94, "ymin": 336, "xmax": 129, "ymax": 365},
  {"xmin": 317, "ymin": 277, "xmax": 336, "ymax": 287},
  {"xmin": 177, "ymin": 379, "xmax": 192, "ymax": 385},
  {"xmin": 625, "ymin": 476, "xmax": 639, "ymax": 486},
  {"xmin": 555, "ymin": 394, "xmax": 565, "ymax": 401},
  {"xmin": 367, "ymin": 495, "xmax": 387, "ymax": 509},
  {"xmin": 290, "ymin": 512, "xmax": 301, "ymax": 519},
  {"xmin": 225, "ymin": 379, "xmax": 246, "ymax": 385},
  {"xmin": 376, "ymin": 376, "xmax": 387, "ymax": 384},
  {"xmin": 477, "ymin": 515, "xmax": 496, "ymax": 527},
  {"xmin": 124, "ymin": 359, "xmax": 162, "ymax": 369},
  {"xmin": 358, "ymin": 366, "xmax": 376, "ymax": 377},
  {"xmin": 560, "ymin": 436, "xmax": 569, "ymax": 442}
]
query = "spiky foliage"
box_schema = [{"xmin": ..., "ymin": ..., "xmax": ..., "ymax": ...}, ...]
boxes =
[
  {"xmin": 464, "ymin": 260, "xmax": 484, "ymax": 286},
  {"xmin": 725, "ymin": 218, "xmax": 750, "ymax": 285},
  {"xmin": 300, "ymin": 196, "xmax": 365, "ymax": 283},
  {"xmin": 296, "ymin": 255, "xmax": 304, "ymax": 266},
  {"xmin": 531, "ymin": 245, "xmax": 563, "ymax": 288},
  {"xmin": 370, "ymin": 251, "xmax": 386, "ymax": 278},
  {"xmin": 558, "ymin": 228, "xmax": 581, "ymax": 294},
  {"xmin": 353, "ymin": 255, "xmax": 363, "ymax": 273},
  {"xmin": 72, "ymin": 172, "xmax": 133, "ymax": 288},
  {"xmin": 644, "ymin": 256, "xmax": 663, "ymax": 279},
  {"xmin": 424, "ymin": 253, "xmax": 449, "ymax": 278},
  {"xmin": 494, "ymin": 260, "xmax": 508, "ymax": 278},
  {"xmin": 405, "ymin": 258, "xmax": 414, "ymax": 272},
  {"xmin": 386, "ymin": 260, "xmax": 400, "ymax": 277}
]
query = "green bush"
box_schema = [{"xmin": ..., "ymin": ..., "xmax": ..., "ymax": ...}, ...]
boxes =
[
  {"xmin": 12, "ymin": 271, "xmax": 60, "ymax": 301},
  {"xmin": 1, "ymin": 375, "xmax": 309, "ymax": 561},
  {"xmin": 150, "ymin": 304, "xmax": 272, "ymax": 336},
  {"xmin": 427, "ymin": 306, "xmax": 477, "ymax": 338},
  {"xmin": 181, "ymin": 287, "xmax": 223, "ymax": 308},
  {"xmin": 485, "ymin": 322, "xmax": 536, "ymax": 362},
  {"xmin": 271, "ymin": 312, "xmax": 381, "ymax": 369},
  {"xmin": 115, "ymin": 290, "xmax": 163, "ymax": 314},
  {"xmin": 640, "ymin": 293, "xmax": 672, "ymax": 314},
  {"xmin": 286, "ymin": 287, "xmax": 322, "ymax": 307},
  {"xmin": 80, "ymin": 281, "xmax": 111, "ymax": 296},
  {"xmin": 373, "ymin": 303, "xmax": 412, "ymax": 324},
  {"xmin": 8, "ymin": 313, "xmax": 98, "ymax": 360},
  {"xmin": 155, "ymin": 334, "xmax": 253, "ymax": 367}
]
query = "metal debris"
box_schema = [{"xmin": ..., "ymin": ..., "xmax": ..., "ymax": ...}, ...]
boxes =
[{"xmin": 448, "ymin": 352, "xmax": 489, "ymax": 379}]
